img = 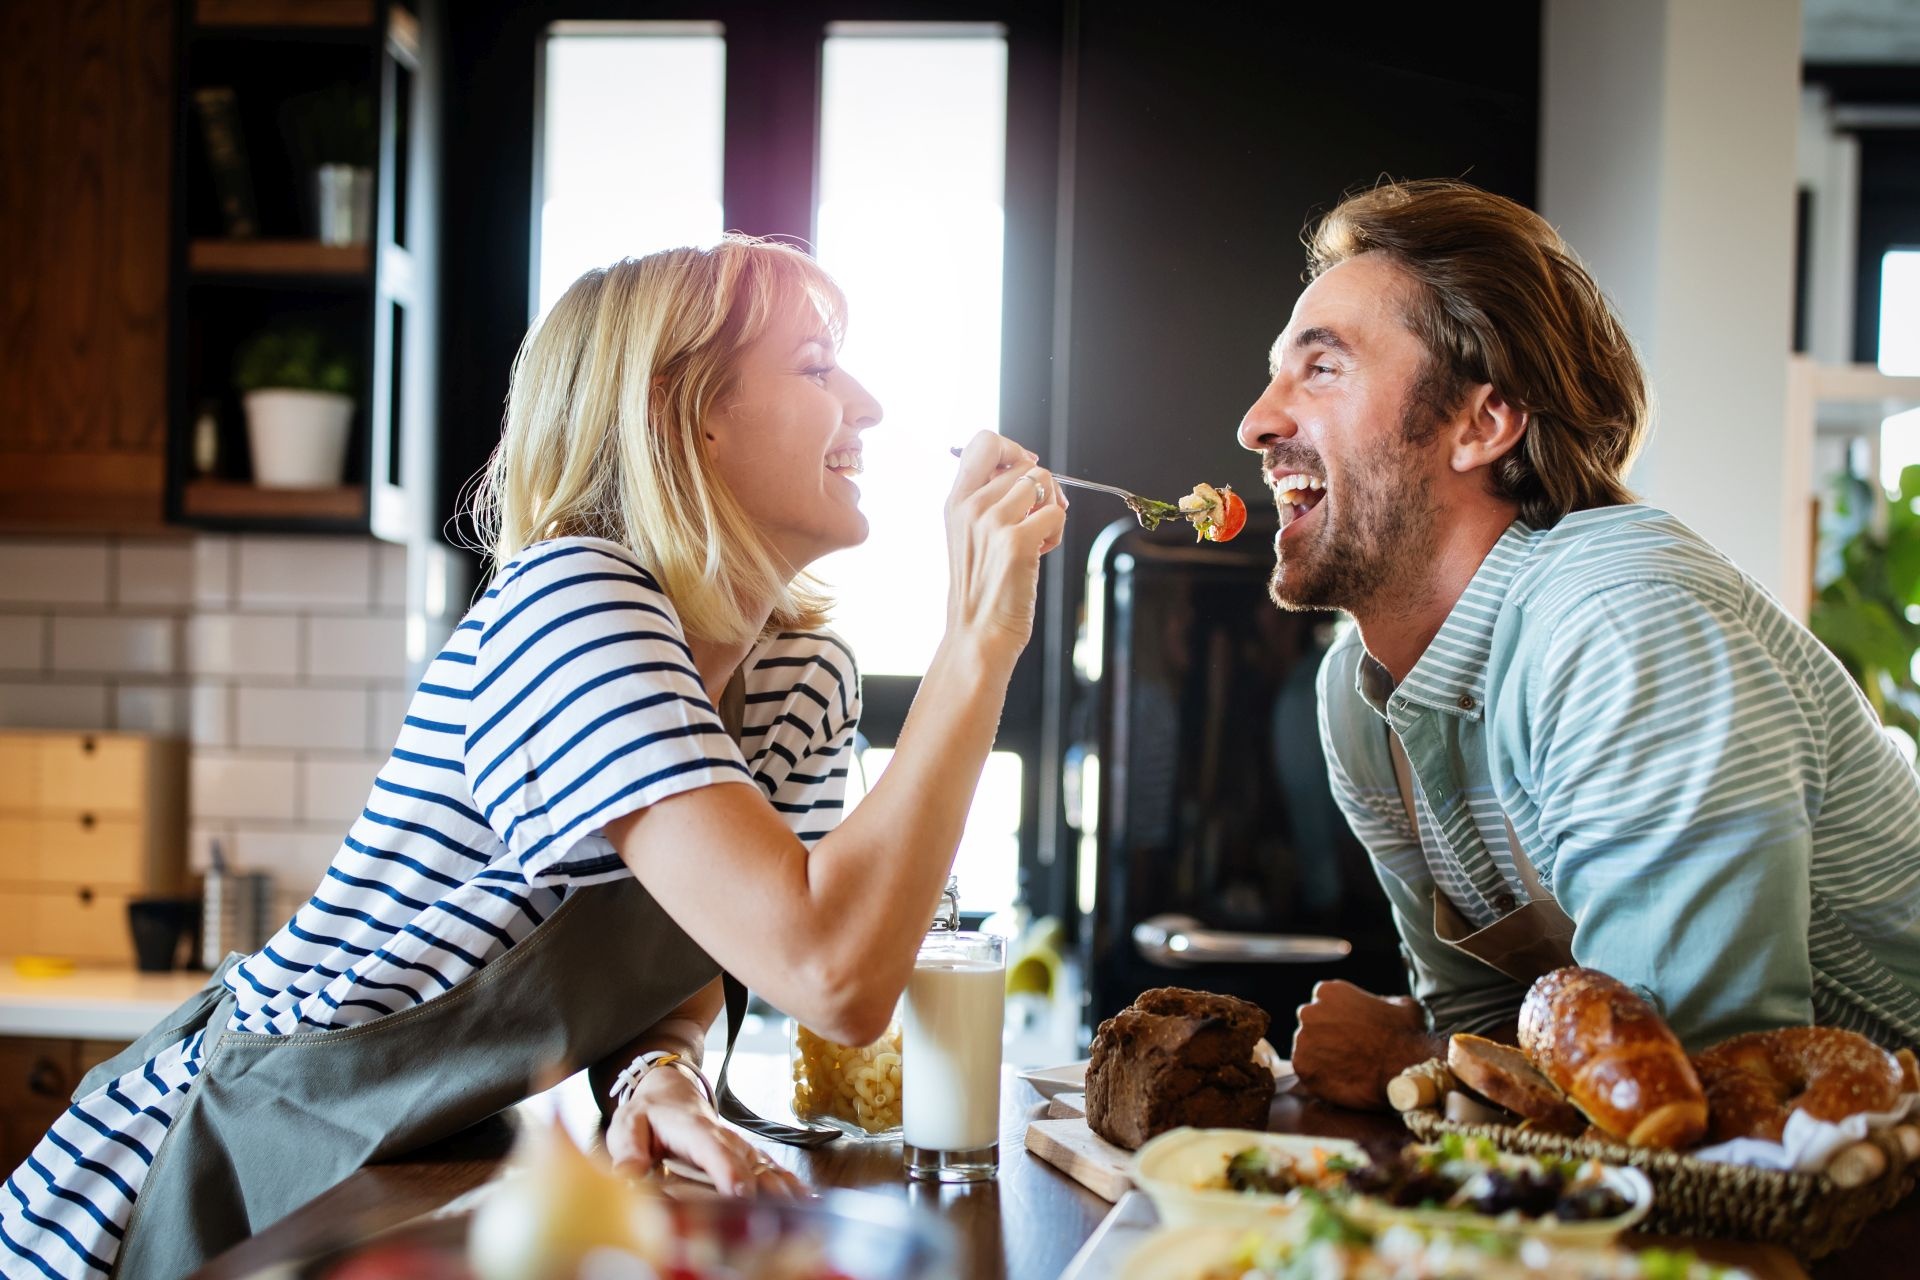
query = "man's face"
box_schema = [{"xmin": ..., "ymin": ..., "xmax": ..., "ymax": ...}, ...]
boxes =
[{"xmin": 1235, "ymin": 253, "xmax": 1452, "ymax": 615}]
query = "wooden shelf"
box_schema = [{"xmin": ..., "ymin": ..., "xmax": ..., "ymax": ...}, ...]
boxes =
[
  {"xmin": 190, "ymin": 240, "xmax": 371, "ymax": 277},
  {"xmin": 195, "ymin": 0, "xmax": 375, "ymax": 27},
  {"xmin": 181, "ymin": 479, "xmax": 365, "ymax": 522}
]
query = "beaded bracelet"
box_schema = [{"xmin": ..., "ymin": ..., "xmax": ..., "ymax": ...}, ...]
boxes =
[{"xmin": 608, "ymin": 1049, "xmax": 717, "ymax": 1112}]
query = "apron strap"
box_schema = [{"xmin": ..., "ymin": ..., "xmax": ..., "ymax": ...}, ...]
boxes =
[
  {"xmin": 1386, "ymin": 728, "xmax": 1546, "ymax": 903},
  {"xmin": 710, "ymin": 666, "xmax": 840, "ymax": 1148}
]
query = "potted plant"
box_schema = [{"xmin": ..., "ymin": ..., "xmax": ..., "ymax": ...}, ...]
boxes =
[
  {"xmin": 234, "ymin": 327, "xmax": 356, "ymax": 489},
  {"xmin": 1810, "ymin": 464, "xmax": 1920, "ymax": 743}
]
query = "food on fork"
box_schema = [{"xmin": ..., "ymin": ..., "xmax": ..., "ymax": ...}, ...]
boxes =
[
  {"xmin": 1086, "ymin": 986, "xmax": 1275, "ymax": 1150},
  {"xmin": 1692, "ymin": 1026, "xmax": 1915, "ymax": 1144},
  {"xmin": 1519, "ymin": 968, "xmax": 1708, "ymax": 1150},
  {"xmin": 1176, "ymin": 483, "xmax": 1247, "ymax": 542}
]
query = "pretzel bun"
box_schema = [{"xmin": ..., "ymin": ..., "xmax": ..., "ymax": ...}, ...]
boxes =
[
  {"xmin": 1518, "ymin": 967, "xmax": 1707, "ymax": 1149},
  {"xmin": 1693, "ymin": 1026, "xmax": 1910, "ymax": 1143}
]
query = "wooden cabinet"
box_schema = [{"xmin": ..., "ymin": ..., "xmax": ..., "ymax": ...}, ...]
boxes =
[
  {"xmin": 0, "ymin": 1, "xmax": 176, "ymax": 532},
  {"xmin": 0, "ymin": 1037, "xmax": 128, "ymax": 1177},
  {"xmin": 0, "ymin": 731, "xmax": 187, "ymax": 965},
  {"xmin": 167, "ymin": 0, "xmax": 441, "ymax": 540}
]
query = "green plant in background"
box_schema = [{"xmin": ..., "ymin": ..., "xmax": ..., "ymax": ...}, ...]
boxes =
[
  {"xmin": 279, "ymin": 82, "xmax": 376, "ymax": 170},
  {"xmin": 234, "ymin": 327, "xmax": 356, "ymax": 396},
  {"xmin": 1809, "ymin": 464, "xmax": 1920, "ymax": 740}
]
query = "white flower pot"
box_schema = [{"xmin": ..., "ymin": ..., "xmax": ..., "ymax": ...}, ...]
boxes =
[{"xmin": 243, "ymin": 389, "xmax": 354, "ymax": 489}]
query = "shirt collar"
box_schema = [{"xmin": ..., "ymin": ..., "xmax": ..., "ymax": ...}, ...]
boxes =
[{"xmin": 1353, "ymin": 520, "xmax": 1539, "ymax": 723}]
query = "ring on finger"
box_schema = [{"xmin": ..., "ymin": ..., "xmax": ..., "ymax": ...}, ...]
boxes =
[{"xmin": 1031, "ymin": 476, "xmax": 1047, "ymax": 506}]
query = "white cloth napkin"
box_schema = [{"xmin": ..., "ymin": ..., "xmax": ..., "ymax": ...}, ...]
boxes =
[{"xmin": 1691, "ymin": 1092, "xmax": 1920, "ymax": 1172}]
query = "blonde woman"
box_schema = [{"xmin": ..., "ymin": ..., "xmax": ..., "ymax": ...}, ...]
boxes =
[{"xmin": 3, "ymin": 237, "xmax": 1065, "ymax": 1279}]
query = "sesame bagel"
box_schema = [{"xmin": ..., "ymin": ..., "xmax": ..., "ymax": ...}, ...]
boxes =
[{"xmin": 1693, "ymin": 1026, "xmax": 1911, "ymax": 1144}]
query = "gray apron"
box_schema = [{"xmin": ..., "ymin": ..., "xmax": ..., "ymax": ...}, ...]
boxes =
[
  {"xmin": 1386, "ymin": 728, "xmax": 1576, "ymax": 985},
  {"xmin": 88, "ymin": 720, "xmax": 740, "ymax": 1276}
]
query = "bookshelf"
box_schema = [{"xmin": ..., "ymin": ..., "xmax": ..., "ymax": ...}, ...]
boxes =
[
  {"xmin": 167, "ymin": 0, "xmax": 438, "ymax": 538},
  {"xmin": 188, "ymin": 239, "xmax": 371, "ymax": 276}
]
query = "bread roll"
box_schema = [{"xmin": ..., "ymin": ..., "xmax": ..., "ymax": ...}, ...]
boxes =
[{"xmin": 1517, "ymin": 967, "xmax": 1707, "ymax": 1149}]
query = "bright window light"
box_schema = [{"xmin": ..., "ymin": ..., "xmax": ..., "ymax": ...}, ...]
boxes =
[
  {"xmin": 809, "ymin": 25, "xmax": 1009, "ymax": 678},
  {"xmin": 534, "ymin": 24, "xmax": 726, "ymax": 320},
  {"xmin": 848, "ymin": 748, "xmax": 1022, "ymax": 914},
  {"xmin": 1881, "ymin": 249, "xmax": 1920, "ymax": 377}
]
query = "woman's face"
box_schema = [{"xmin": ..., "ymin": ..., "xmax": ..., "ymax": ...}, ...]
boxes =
[{"xmin": 702, "ymin": 297, "xmax": 883, "ymax": 574}]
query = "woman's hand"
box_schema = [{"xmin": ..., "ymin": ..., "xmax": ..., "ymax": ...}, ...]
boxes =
[
  {"xmin": 945, "ymin": 431, "xmax": 1069, "ymax": 659},
  {"xmin": 607, "ymin": 1066, "xmax": 806, "ymax": 1198}
]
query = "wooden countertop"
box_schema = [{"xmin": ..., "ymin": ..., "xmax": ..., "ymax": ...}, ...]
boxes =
[
  {"xmin": 192, "ymin": 1054, "xmax": 1920, "ymax": 1280},
  {"xmin": 0, "ymin": 960, "xmax": 206, "ymax": 1039}
]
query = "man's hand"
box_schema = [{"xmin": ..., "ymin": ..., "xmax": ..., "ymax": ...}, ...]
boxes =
[{"xmin": 1289, "ymin": 980, "xmax": 1440, "ymax": 1111}]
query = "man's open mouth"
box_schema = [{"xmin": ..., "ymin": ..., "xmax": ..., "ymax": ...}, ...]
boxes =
[
  {"xmin": 1274, "ymin": 474, "xmax": 1326, "ymax": 530},
  {"xmin": 825, "ymin": 448, "xmax": 864, "ymax": 476}
]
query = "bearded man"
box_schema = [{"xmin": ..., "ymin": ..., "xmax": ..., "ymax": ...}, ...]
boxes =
[{"xmin": 1244, "ymin": 179, "xmax": 1920, "ymax": 1111}]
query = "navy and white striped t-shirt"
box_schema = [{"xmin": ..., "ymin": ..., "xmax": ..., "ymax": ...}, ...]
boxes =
[{"xmin": 1, "ymin": 537, "xmax": 860, "ymax": 1279}]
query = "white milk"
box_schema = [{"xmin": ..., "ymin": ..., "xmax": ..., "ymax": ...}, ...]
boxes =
[{"xmin": 901, "ymin": 959, "xmax": 1004, "ymax": 1152}]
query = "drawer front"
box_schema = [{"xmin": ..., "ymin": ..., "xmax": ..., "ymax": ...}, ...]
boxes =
[
  {"xmin": 0, "ymin": 887, "xmax": 133, "ymax": 964},
  {"xmin": 0, "ymin": 816, "xmax": 35, "ymax": 883},
  {"xmin": 30, "ymin": 815, "xmax": 145, "ymax": 887},
  {"xmin": 0, "ymin": 737, "xmax": 35, "ymax": 810},
  {"xmin": 36, "ymin": 735, "xmax": 145, "ymax": 815},
  {"xmin": 0, "ymin": 1037, "xmax": 78, "ymax": 1114}
]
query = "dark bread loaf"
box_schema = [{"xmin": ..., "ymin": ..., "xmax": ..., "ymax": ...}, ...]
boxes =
[{"xmin": 1085, "ymin": 986, "xmax": 1274, "ymax": 1150}]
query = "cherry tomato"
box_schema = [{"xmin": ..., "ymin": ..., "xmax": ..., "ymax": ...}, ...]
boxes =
[{"xmin": 1205, "ymin": 486, "xmax": 1247, "ymax": 542}]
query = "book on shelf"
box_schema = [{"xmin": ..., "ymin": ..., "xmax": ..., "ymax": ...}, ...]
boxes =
[{"xmin": 192, "ymin": 86, "xmax": 259, "ymax": 239}]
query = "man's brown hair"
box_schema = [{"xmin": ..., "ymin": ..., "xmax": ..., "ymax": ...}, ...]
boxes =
[{"xmin": 1306, "ymin": 179, "xmax": 1649, "ymax": 528}]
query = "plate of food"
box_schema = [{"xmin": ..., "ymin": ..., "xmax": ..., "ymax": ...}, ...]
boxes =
[
  {"xmin": 1133, "ymin": 1128, "xmax": 1650, "ymax": 1247},
  {"xmin": 1119, "ymin": 1197, "xmax": 1746, "ymax": 1280}
]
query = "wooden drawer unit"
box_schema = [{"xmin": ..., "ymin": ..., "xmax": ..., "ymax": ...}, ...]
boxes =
[
  {"xmin": 0, "ymin": 731, "xmax": 187, "ymax": 964},
  {"xmin": 0, "ymin": 887, "xmax": 139, "ymax": 964},
  {"xmin": 35, "ymin": 734, "xmax": 150, "ymax": 815},
  {"xmin": 0, "ymin": 1036, "xmax": 129, "ymax": 1175}
]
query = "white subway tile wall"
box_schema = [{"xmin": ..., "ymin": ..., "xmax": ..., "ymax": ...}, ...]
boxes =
[
  {"xmin": 0, "ymin": 541, "xmax": 112, "ymax": 606},
  {"xmin": 236, "ymin": 537, "xmax": 374, "ymax": 611},
  {"xmin": 189, "ymin": 613, "xmax": 302, "ymax": 678},
  {"xmin": 0, "ymin": 532, "xmax": 412, "ymax": 916},
  {"xmin": 114, "ymin": 541, "xmax": 196, "ymax": 608},
  {"xmin": 49, "ymin": 615, "xmax": 180, "ymax": 675}
]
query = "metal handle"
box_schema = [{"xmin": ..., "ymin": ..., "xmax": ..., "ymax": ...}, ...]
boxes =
[{"xmin": 1133, "ymin": 914, "xmax": 1351, "ymax": 967}]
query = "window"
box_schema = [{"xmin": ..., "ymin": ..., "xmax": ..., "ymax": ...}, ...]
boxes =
[
  {"xmin": 533, "ymin": 24, "xmax": 726, "ymax": 320},
  {"xmin": 1876, "ymin": 249, "xmax": 1920, "ymax": 493},
  {"xmin": 810, "ymin": 25, "xmax": 1010, "ymax": 678},
  {"xmin": 524, "ymin": 12, "xmax": 1050, "ymax": 919},
  {"xmin": 807, "ymin": 25, "xmax": 1016, "ymax": 915}
]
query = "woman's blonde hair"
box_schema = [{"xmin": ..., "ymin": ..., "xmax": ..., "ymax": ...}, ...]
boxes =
[
  {"xmin": 470, "ymin": 236, "xmax": 846, "ymax": 646},
  {"xmin": 1307, "ymin": 179, "xmax": 1650, "ymax": 528}
]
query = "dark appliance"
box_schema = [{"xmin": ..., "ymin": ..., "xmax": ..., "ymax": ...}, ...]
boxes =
[{"xmin": 1068, "ymin": 513, "xmax": 1405, "ymax": 1034}]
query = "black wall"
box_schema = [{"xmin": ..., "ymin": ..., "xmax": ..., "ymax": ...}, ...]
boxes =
[{"xmin": 1032, "ymin": 3, "xmax": 1541, "ymax": 906}]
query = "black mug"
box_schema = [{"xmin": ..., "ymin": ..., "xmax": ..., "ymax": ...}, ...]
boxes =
[{"xmin": 127, "ymin": 897, "xmax": 202, "ymax": 972}]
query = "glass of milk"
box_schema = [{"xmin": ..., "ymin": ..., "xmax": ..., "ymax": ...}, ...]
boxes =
[{"xmin": 901, "ymin": 930, "xmax": 1005, "ymax": 1182}]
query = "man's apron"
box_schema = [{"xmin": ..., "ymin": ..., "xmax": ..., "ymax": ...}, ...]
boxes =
[
  {"xmin": 1386, "ymin": 728, "xmax": 1576, "ymax": 987},
  {"xmin": 90, "ymin": 721, "xmax": 743, "ymax": 1275}
]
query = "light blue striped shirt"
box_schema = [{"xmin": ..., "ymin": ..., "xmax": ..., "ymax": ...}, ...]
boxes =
[{"xmin": 1317, "ymin": 506, "xmax": 1920, "ymax": 1052}]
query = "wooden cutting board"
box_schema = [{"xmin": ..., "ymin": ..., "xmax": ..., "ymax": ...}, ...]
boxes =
[{"xmin": 1023, "ymin": 1117, "xmax": 1135, "ymax": 1201}]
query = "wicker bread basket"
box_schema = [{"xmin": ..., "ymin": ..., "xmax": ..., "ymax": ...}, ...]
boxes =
[{"xmin": 1397, "ymin": 1059, "xmax": 1918, "ymax": 1261}]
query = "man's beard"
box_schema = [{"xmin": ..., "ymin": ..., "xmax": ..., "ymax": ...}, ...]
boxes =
[{"xmin": 1268, "ymin": 396, "xmax": 1443, "ymax": 615}]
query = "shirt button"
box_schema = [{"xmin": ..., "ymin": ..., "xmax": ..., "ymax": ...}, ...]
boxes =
[
  {"xmin": 1493, "ymin": 891, "xmax": 1518, "ymax": 912},
  {"xmin": 1457, "ymin": 694, "xmax": 1477, "ymax": 711}
]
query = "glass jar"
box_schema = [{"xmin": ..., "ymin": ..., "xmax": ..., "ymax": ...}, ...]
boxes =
[{"xmin": 785, "ymin": 877, "xmax": 961, "ymax": 1141}]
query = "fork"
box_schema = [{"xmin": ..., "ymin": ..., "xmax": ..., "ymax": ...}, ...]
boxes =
[{"xmin": 945, "ymin": 446, "xmax": 1182, "ymax": 528}]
